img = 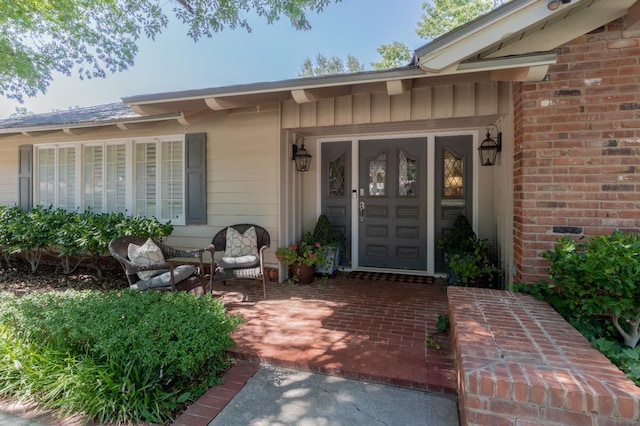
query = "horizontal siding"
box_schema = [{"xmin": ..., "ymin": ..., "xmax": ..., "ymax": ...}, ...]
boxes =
[
  {"xmin": 202, "ymin": 108, "xmax": 280, "ymax": 265},
  {"xmin": 0, "ymin": 138, "xmax": 20, "ymax": 206},
  {"xmin": 282, "ymin": 81, "xmax": 504, "ymax": 129},
  {"xmin": 0, "ymin": 109, "xmax": 282, "ymax": 268}
]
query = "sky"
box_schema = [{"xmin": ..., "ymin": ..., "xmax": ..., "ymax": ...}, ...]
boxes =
[{"xmin": 0, "ymin": 0, "xmax": 428, "ymax": 118}]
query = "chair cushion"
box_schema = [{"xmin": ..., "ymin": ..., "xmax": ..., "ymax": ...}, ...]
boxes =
[
  {"xmin": 131, "ymin": 264, "xmax": 196, "ymax": 290},
  {"xmin": 217, "ymin": 255, "xmax": 260, "ymax": 269},
  {"xmin": 128, "ymin": 238, "xmax": 165, "ymax": 280},
  {"xmin": 224, "ymin": 226, "xmax": 258, "ymax": 257}
]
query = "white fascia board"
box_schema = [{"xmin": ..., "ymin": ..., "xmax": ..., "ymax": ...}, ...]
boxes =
[
  {"xmin": 457, "ymin": 51, "xmax": 558, "ymax": 72},
  {"xmin": 417, "ymin": 0, "xmax": 579, "ymax": 72},
  {"xmin": 488, "ymin": 0, "xmax": 637, "ymax": 58}
]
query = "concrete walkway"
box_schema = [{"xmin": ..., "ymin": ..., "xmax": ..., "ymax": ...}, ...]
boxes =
[{"xmin": 208, "ymin": 365, "xmax": 459, "ymax": 426}]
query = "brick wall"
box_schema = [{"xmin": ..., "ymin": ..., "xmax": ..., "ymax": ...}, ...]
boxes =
[
  {"xmin": 449, "ymin": 287, "xmax": 640, "ymax": 426},
  {"xmin": 513, "ymin": 18, "xmax": 640, "ymax": 284}
]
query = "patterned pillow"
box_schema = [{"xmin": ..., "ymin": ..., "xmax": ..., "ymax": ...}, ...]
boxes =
[
  {"xmin": 224, "ymin": 226, "xmax": 258, "ymax": 257},
  {"xmin": 128, "ymin": 239, "xmax": 166, "ymax": 280}
]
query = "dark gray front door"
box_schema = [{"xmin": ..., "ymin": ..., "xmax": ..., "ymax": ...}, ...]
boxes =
[
  {"xmin": 358, "ymin": 138, "xmax": 427, "ymax": 270},
  {"xmin": 434, "ymin": 135, "xmax": 474, "ymax": 272},
  {"xmin": 320, "ymin": 141, "xmax": 352, "ymax": 266}
]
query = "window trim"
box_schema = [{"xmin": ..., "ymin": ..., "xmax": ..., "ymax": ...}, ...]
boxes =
[{"xmin": 33, "ymin": 134, "xmax": 186, "ymax": 225}]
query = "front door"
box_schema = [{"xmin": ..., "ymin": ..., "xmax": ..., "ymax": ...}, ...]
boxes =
[{"xmin": 358, "ymin": 138, "xmax": 427, "ymax": 270}]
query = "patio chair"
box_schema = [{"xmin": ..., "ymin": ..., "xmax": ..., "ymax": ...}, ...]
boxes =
[
  {"xmin": 207, "ymin": 224, "xmax": 270, "ymax": 299},
  {"xmin": 109, "ymin": 236, "xmax": 205, "ymax": 292}
]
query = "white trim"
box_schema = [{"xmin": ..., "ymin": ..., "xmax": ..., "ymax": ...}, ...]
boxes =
[{"xmin": 33, "ymin": 134, "xmax": 186, "ymax": 224}]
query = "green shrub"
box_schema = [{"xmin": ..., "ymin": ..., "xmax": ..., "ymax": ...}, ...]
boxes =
[
  {"xmin": 0, "ymin": 205, "xmax": 24, "ymax": 266},
  {"xmin": 592, "ymin": 337, "xmax": 640, "ymax": 386},
  {"xmin": 542, "ymin": 232, "xmax": 640, "ymax": 348},
  {"xmin": 0, "ymin": 206, "xmax": 173, "ymax": 279},
  {"xmin": 516, "ymin": 231, "xmax": 640, "ymax": 386},
  {"xmin": 0, "ymin": 290, "xmax": 242, "ymax": 424}
]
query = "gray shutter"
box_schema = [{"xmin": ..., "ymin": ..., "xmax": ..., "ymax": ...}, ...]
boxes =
[
  {"xmin": 18, "ymin": 145, "xmax": 33, "ymax": 211},
  {"xmin": 185, "ymin": 133, "xmax": 207, "ymax": 225}
]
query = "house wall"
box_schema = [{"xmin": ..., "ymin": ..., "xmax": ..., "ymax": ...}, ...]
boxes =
[
  {"xmin": 0, "ymin": 107, "xmax": 282, "ymax": 266},
  {"xmin": 513, "ymin": 18, "xmax": 640, "ymax": 284}
]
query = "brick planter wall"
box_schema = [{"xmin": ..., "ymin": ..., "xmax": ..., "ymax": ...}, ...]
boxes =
[
  {"xmin": 449, "ymin": 287, "xmax": 640, "ymax": 426},
  {"xmin": 513, "ymin": 18, "xmax": 640, "ymax": 284}
]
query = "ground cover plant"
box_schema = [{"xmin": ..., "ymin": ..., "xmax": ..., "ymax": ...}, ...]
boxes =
[
  {"xmin": 0, "ymin": 286, "xmax": 243, "ymax": 424},
  {"xmin": 515, "ymin": 231, "xmax": 640, "ymax": 386}
]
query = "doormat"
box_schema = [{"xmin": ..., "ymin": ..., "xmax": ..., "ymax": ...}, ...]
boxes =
[{"xmin": 346, "ymin": 271, "xmax": 434, "ymax": 285}]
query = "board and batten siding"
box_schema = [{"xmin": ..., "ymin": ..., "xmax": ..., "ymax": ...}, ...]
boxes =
[{"xmin": 281, "ymin": 80, "xmax": 507, "ymax": 129}]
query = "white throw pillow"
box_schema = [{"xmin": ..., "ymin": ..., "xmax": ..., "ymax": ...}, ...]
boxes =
[
  {"xmin": 224, "ymin": 226, "xmax": 258, "ymax": 257},
  {"xmin": 128, "ymin": 238, "xmax": 166, "ymax": 280}
]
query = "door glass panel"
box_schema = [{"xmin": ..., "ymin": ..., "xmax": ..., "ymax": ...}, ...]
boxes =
[
  {"xmin": 443, "ymin": 149, "xmax": 463, "ymax": 197},
  {"xmin": 328, "ymin": 152, "xmax": 345, "ymax": 197},
  {"xmin": 368, "ymin": 152, "xmax": 386, "ymax": 196},
  {"xmin": 398, "ymin": 150, "xmax": 417, "ymax": 197}
]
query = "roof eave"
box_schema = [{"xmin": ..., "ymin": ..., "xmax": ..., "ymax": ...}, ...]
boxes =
[
  {"xmin": 122, "ymin": 67, "xmax": 426, "ymax": 106},
  {"xmin": 0, "ymin": 112, "xmax": 185, "ymax": 136}
]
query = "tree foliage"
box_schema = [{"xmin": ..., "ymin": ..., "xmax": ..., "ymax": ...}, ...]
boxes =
[
  {"xmin": 371, "ymin": 41, "xmax": 412, "ymax": 70},
  {"xmin": 416, "ymin": 0, "xmax": 504, "ymax": 39},
  {"xmin": 1, "ymin": 0, "xmax": 341, "ymax": 101},
  {"xmin": 298, "ymin": 53, "xmax": 364, "ymax": 77},
  {"xmin": 306, "ymin": 0, "xmax": 504, "ymax": 74}
]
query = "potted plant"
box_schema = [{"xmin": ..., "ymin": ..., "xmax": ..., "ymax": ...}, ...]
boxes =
[
  {"xmin": 276, "ymin": 234, "xmax": 326, "ymax": 284},
  {"xmin": 438, "ymin": 215, "xmax": 500, "ymax": 288},
  {"xmin": 311, "ymin": 214, "xmax": 344, "ymax": 276}
]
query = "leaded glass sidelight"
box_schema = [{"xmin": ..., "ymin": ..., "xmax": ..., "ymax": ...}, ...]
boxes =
[
  {"xmin": 443, "ymin": 149, "xmax": 464, "ymax": 197},
  {"xmin": 368, "ymin": 152, "xmax": 387, "ymax": 196},
  {"xmin": 328, "ymin": 152, "xmax": 346, "ymax": 197},
  {"xmin": 398, "ymin": 150, "xmax": 417, "ymax": 196}
]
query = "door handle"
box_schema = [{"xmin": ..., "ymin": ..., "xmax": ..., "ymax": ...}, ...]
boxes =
[{"xmin": 359, "ymin": 201, "xmax": 365, "ymax": 222}]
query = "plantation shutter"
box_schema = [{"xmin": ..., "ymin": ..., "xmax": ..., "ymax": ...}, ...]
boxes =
[
  {"xmin": 185, "ymin": 133, "xmax": 207, "ymax": 225},
  {"xmin": 18, "ymin": 145, "xmax": 33, "ymax": 211}
]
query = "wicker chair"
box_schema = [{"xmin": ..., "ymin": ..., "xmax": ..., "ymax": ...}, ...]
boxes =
[
  {"xmin": 207, "ymin": 224, "xmax": 270, "ymax": 299},
  {"xmin": 109, "ymin": 236, "xmax": 205, "ymax": 292}
]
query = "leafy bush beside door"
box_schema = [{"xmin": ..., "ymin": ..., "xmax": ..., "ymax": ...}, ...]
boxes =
[{"xmin": 438, "ymin": 214, "xmax": 500, "ymax": 287}]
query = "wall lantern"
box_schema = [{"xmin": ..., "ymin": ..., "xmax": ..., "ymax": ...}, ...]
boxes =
[
  {"xmin": 292, "ymin": 136, "xmax": 312, "ymax": 172},
  {"xmin": 478, "ymin": 125, "xmax": 502, "ymax": 166}
]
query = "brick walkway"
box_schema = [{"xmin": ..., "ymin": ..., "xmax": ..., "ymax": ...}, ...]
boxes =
[{"xmin": 175, "ymin": 273, "xmax": 457, "ymax": 425}]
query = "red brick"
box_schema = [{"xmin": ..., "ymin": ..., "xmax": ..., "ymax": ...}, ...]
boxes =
[
  {"xmin": 541, "ymin": 407, "xmax": 594, "ymax": 425},
  {"xmin": 466, "ymin": 410, "xmax": 515, "ymax": 426}
]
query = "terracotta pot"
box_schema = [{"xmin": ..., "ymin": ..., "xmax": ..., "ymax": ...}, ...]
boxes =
[{"xmin": 290, "ymin": 262, "xmax": 315, "ymax": 285}]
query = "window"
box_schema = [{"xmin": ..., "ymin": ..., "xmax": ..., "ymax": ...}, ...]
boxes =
[{"xmin": 34, "ymin": 135, "xmax": 186, "ymax": 224}]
